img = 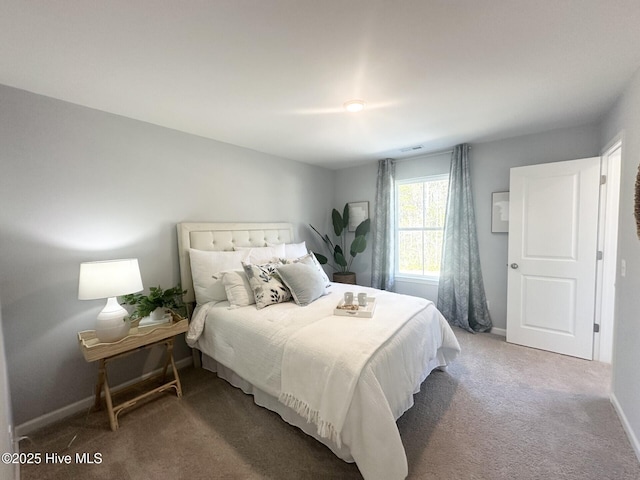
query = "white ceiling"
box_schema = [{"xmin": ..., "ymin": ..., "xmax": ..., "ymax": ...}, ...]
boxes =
[{"xmin": 2, "ymin": 1, "xmax": 640, "ymax": 169}]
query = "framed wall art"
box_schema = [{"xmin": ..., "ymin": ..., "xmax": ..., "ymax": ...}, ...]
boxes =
[
  {"xmin": 348, "ymin": 201, "xmax": 369, "ymax": 232},
  {"xmin": 491, "ymin": 192, "xmax": 510, "ymax": 233},
  {"xmin": 636, "ymin": 164, "xmax": 640, "ymax": 239}
]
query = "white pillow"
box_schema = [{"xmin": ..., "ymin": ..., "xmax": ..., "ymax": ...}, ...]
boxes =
[
  {"xmin": 221, "ymin": 270, "xmax": 255, "ymax": 308},
  {"xmin": 189, "ymin": 249, "xmax": 250, "ymax": 304},
  {"xmin": 277, "ymin": 262, "xmax": 327, "ymax": 306},
  {"xmin": 266, "ymin": 241, "xmax": 308, "ymax": 259},
  {"xmin": 234, "ymin": 244, "xmax": 286, "ymax": 264}
]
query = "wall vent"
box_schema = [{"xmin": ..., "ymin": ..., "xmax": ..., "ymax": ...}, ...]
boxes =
[{"xmin": 399, "ymin": 145, "xmax": 424, "ymax": 153}]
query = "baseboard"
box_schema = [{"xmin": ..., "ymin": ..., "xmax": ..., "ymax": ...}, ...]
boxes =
[
  {"xmin": 610, "ymin": 392, "xmax": 640, "ymax": 463},
  {"xmin": 15, "ymin": 356, "xmax": 193, "ymax": 437},
  {"xmin": 490, "ymin": 327, "xmax": 506, "ymax": 337}
]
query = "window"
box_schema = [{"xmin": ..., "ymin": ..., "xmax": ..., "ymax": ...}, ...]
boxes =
[{"xmin": 396, "ymin": 175, "xmax": 449, "ymax": 280}]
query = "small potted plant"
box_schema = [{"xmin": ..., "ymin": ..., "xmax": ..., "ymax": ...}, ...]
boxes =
[
  {"xmin": 310, "ymin": 203, "xmax": 371, "ymax": 284},
  {"xmin": 121, "ymin": 285, "xmax": 187, "ymax": 325}
]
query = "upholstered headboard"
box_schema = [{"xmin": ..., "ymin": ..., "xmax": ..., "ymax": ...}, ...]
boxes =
[{"xmin": 176, "ymin": 222, "xmax": 295, "ymax": 306}]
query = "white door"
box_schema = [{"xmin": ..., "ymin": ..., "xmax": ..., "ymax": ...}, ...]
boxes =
[{"xmin": 506, "ymin": 157, "xmax": 601, "ymax": 359}]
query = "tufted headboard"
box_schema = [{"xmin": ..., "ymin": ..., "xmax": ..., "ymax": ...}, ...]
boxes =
[{"xmin": 176, "ymin": 222, "xmax": 295, "ymax": 306}]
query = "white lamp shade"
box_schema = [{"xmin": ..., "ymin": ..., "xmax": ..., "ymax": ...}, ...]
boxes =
[{"xmin": 78, "ymin": 259, "xmax": 143, "ymax": 300}]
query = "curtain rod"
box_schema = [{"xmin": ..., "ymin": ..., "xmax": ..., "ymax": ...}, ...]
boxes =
[{"xmin": 388, "ymin": 145, "xmax": 471, "ymax": 163}]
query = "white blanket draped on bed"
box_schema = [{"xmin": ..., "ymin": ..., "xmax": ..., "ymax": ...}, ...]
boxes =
[
  {"xmin": 186, "ymin": 284, "xmax": 460, "ymax": 480},
  {"xmin": 278, "ymin": 291, "xmax": 428, "ymax": 448}
]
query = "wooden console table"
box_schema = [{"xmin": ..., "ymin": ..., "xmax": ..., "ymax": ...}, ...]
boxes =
[{"xmin": 77, "ymin": 316, "xmax": 188, "ymax": 431}]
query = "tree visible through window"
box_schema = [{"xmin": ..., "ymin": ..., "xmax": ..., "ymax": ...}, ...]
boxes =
[{"xmin": 396, "ymin": 175, "xmax": 449, "ymax": 278}]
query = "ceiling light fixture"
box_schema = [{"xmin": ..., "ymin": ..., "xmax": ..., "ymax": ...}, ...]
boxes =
[{"xmin": 343, "ymin": 99, "xmax": 365, "ymax": 113}]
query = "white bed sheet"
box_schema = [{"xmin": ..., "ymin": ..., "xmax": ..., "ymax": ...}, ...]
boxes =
[{"xmin": 188, "ymin": 283, "xmax": 460, "ymax": 480}]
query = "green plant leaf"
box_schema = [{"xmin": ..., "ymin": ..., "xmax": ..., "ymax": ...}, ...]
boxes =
[
  {"xmin": 322, "ymin": 234, "xmax": 334, "ymax": 249},
  {"xmin": 355, "ymin": 218, "xmax": 371, "ymax": 237},
  {"xmin": 313, "ymin": 252, "xmax": 328, "ymax": 264},
  {"xmin": 334, "ymin": 250, "xmax": 347, "ymax": 268},
  {"xmin": 332, "ymin": 209, "xmax": 343, "ymax": 236},
  {"xmin": 310, "ymin": 224, "xmax": 333, "ymax": 249},
  {"xmin": 119, "ymin": 284, "xmax": 186, "ymax": 319},
  {"xmin": 310, "ymin": 204, "xmax": 370, "ymax": 275},
  {"xmin": 342, "ymin": 203, "xmax": 349, "ymax": 229},
  {"xmin": 350, "ymin": 235, "xmax": 367, "ymax": 256}
]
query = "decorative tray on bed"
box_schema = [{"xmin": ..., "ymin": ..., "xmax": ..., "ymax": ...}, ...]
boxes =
[{"xmin": 334, "ymin": 297, "xmax": 376, "ymax": 318}]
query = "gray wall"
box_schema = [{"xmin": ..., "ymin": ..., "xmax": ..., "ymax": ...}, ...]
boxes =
[
  {"xmin": 600, "ymin": 66, "xmax": 640, "ymax": 456},
  {"xmin": 0, "ymin": 85, "xmax": 334, "ymax": 425},
  {"xmin": 472, "ymin": 124, "xmax": 601, "ymax": 329},
  {"xmin": 334, "ymin": 126, "xmax": 601, "ymax": 330},
  {"xmin": 0, "ymin": 303, "xmax": 16, "ymax": 480}
]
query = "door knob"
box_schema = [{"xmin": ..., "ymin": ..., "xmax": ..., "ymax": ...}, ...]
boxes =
[{"xmin": 510, "ymin": 263, "xmax": 519, "ymax": 269}]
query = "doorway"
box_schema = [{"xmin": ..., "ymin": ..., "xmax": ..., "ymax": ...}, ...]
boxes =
[
  {"xmin": 506, "ymin": 157, "xmax": 601, "ymax": 359},
  {"xmin": 506, "ymin": 148, "xmax": 622, "ymax": 362},
  {"xmin": 594, "ymin": 139, "xmax": 622, "ymax": 363}
]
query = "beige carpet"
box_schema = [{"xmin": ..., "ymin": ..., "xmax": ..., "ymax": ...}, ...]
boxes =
[{"xmin": 20, "ymin": 330, "xmax": 640, "ymax": 479}]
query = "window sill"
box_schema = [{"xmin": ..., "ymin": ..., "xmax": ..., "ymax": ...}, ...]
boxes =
[{"xmin": 395, "ymin": 275, "xmax": 440, "ymax": 286}]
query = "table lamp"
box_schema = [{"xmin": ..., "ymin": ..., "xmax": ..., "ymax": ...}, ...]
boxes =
[{"xmin": 78, "ymin": 258, "xmax": 143, "ymax": 343}]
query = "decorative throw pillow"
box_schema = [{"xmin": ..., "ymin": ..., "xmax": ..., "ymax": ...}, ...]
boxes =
[
  {"xmin": 277, "ymin": 262, "xmax": 327, "ymax": 306},
  {"xmin": 221, "ymin": 270, "xmax": 255, "ymax": 308},
  {"xmin": 242, "ymin": 261, "xmax": 292, "ymax": 309},
  {"xmin": 281, "ymin": 253, "xmax": 331, "ymax": 287},
  {"xmin": 234, "ymin": 244, "xmax": 286, "ymax": 264},
  {"xmin": 189, "ymin": 249, "xmax": 250, "ymax": 304},
  {"xmin": 266, "ymin": 241, "xmax": 308, "ymax": 259}
]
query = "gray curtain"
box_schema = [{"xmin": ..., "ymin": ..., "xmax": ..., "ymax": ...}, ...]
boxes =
[
  {"xmin": 371, "ymin": 158, "xmax": 396, "ymax": 290},
  {"xmin": 437, "ymin": 144, "xmax": 492, "ymax": 332}
]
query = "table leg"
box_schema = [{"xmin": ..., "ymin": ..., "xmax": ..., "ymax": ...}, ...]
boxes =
[
  {"xmin": 87, "ymin": 333, "xmax": 186, "ymax": 431},
  {"xmin": 94, "ymin": 359, "xmax": 106, "ymax": 411},
  {"xmin": 161, "ymin": 340, "xmax": 172, "ymax": 383},
  {"xmin": 101, "ymin": 365, "xmax": 118, "ymax": 431},
  {"xmin": 168, "ymin": 344, "xmax": 183, "ymax": 398}
]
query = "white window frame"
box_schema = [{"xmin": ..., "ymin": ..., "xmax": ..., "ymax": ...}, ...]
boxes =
[{"xmin": 395, "ymin": 174, "xmax": 449, "ymax": 284}]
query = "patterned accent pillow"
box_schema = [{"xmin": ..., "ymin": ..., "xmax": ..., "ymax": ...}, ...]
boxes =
[{"xmin": 242, "ymin": 261, "xmax": 292, "ymax": 309}]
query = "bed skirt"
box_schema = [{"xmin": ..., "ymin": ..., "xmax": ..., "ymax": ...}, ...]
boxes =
[
  {"xmin": 200, "ymin": 352, "xmax": 449, "ymax": 473},
  {"xmin": 201, "ymin": 353, "xmax": 356, "ymax": 462}
]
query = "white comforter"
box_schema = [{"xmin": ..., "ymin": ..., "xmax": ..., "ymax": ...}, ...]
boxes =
[{"xmin": 187, "ymin": 283, "xmax": 460, "ymax": 480}]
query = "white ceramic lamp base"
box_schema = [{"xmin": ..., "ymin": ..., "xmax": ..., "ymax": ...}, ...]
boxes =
[{"xmin": 95, "ymin": 297, "xmax": 130, "ymax": 343}]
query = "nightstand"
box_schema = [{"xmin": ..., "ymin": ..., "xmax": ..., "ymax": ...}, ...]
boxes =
[{"xmin": 77, "ymin": 314, "xmax": 188, "ymax": 431}]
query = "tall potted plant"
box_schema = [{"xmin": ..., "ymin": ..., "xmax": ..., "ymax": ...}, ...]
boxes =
[{"xmin": 310, "ymin": 204, "xmax": 371, "ymax": 284}]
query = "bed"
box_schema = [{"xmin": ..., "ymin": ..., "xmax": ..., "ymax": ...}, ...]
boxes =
[{"xmin": 177, "ymin": 222, "xmax": 460, "ymax": 480}]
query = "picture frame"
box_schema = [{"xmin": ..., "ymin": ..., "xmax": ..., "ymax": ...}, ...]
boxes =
[
  {"xmin": 491, "ymin": 192, "xmax": 510, "ymax": 233},
  {"xmin": 636, "ymin": 164, "xmax": 640, "ymax": 239},
  {"xmin": 348, "ymin": 201, "xmax": 369, "ymax": 232}
]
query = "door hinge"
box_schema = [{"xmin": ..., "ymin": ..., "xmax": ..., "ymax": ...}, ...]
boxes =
[
  {"xmin": 600, "ymin": 175, "xmax": 607, "ymax": 185},
  {"xmin": 594, "ymin": 323, "xmax": 600, "ymax": 333},
  {"xmin": 597, "ymin": 250, "xmax": 603, "ymax": 261}
]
